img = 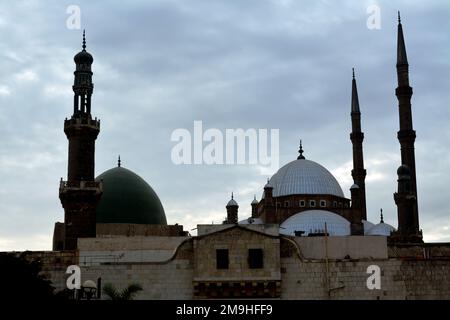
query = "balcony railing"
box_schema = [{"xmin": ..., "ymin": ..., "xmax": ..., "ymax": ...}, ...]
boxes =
[{"xmin": 59, "ymin": 179, "xmax": 102, "ymax": 192}]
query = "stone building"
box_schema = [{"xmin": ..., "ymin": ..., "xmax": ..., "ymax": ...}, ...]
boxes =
[{"xmin": 8, "ymin": 15, "xmax": 450, "ymax": 300}]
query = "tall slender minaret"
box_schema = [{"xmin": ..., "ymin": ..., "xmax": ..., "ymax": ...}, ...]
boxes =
[
  {"xmin": 59, "ymin": 31, "xmax": 102, "ymax": 250},
  {"xmin": 394, "ymin": 12, "xmax": 420, "ymax": 240},
  {"xmin": 350, "ymin": 68, "xmax": 367, "ymax": 222}
]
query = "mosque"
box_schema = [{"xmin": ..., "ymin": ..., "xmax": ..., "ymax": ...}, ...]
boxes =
[{"xmin": 15, "ymin": 15, "xmax": 450, "ymax": 299}]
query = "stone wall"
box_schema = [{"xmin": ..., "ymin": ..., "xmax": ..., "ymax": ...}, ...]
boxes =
[
  {"xmin": 21, "ymin": 250, "xmax": 78, "ymax": 293},
  {"xmin": 77, "ymin": 236, "xmax": 189, "ymax": 265},
  {"xmin": 16, "ymin": 235, "xmax": 450, "ymax": 300},
  {"xmin": 96, "ymin": 223, "xmax": 187, "ymax": 237},
  {"xmin": 280, "ymin": 239, "xmax": 450, "ymax": 300},
  {"xmin": 293, "ymin": 236, "xmax": 387, "ymax": 260},
  {"xmin": 193, "ymin": 226, "xmax": 281, "ymax": 281},
  {"xmin": 80, "ymin": 241, "xmax": 194, "ymax": 299}
]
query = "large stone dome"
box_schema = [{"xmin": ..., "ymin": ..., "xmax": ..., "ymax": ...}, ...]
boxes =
[
  {"xmin": 266, "ymin": 159, "xmax": 345, "ymax": 198},
  {"xmin": 95, "ymin": 166, "xmax": 167, "ymax": 225}
]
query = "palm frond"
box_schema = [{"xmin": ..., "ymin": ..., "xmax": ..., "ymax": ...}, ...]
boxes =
[
  {"xmin": 120, "ymin": 283, "xmax": 143, "ymax": 300},
  {"xmin": 102, "ymin": 283, "xmax": 120, "ymax": 300}
]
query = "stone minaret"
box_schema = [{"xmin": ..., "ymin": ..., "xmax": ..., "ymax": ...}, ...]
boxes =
[
  {"xmin": 393, "ymin": 165, "xmax": 422, "ymax": 242},
  {"xmin": 226, "ymin": 193, "xmax": 239, "ymax": 224},
  {"xmin": 394, "ymin": 12, "xmax": 420, "ymax": 239},
  {"xmin": 350, "ymin": 69, "xmax": 367, "ymax": 222},
  {"xmin": 59, "ymin": 31, "xmax": 102, "ymax": 250},
  {"xmin": 262, "ymin": 179, "xmax": 276, "ymax": 223},
  {"xmin": 251, "ymin": 195, "xmax": 259, "ymax": 218}
]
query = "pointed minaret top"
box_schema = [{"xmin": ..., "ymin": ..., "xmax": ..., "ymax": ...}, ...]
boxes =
[
  {"xmin": 231, "ymin": 192, "xmax": 234, "ymax": 200},
  {"xmin": 351, "ymin": 69, "xmax": 360, "ymax": 113},
  {"xmin": 398, "ymin": 11, "xmax": 401, "ymax": 23},
  {"xmin": 380, "ymin": 208, "xmax": 384, "ymax": 223},
  {"xmin": 118, "ymin": 155, "xmax": 121, "ymax": 167},
  {"xmin": 297, "ymin": 139, "xmax": 305, "ymax": 160},
  {"xmin": 82, "ymin": 29, "xmax": 86, "ymax": 51},
  {"xmin": 397, "ymin": 12, "xmax": 408, "ymax": 66}
]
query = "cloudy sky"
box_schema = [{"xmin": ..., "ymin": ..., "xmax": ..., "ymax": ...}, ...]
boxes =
[{"xmin": 0, "ymin": 0, "xmax": 449, "ymax": 250}]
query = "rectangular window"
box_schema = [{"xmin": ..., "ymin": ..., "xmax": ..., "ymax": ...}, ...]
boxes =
[
  {"xmin": 284, "ymin": 201, "xmax": 289, "ymax": 207},
  {"xmin": 309, "ymin": 200, "xmax": 316, "ymax": 207},
  {"xmin": 333, "ymin": 201, "xmax": 337, "ymax": 207},
  {"xmin": 320, "ymin": 200, "xmax": 326, "ymax": 208},
  {"xmin": 216, "ymin": 249, "xmax": 229, "ymax": 269},
  {"xmin": 299, "ymin": 200, "xmax": 306, "ymax": 207},
  {"xmin": 248, "ymin": 249, "xmax": 264, "ymax": 269}
]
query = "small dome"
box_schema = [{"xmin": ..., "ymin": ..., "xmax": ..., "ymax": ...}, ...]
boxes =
[
  {"xmin": 350, "ymin": 183, "xmax": 359, "ymax": 189},
  {"xmin": 251, "ymin": 195, "xmax": 259, "ymax": 205},
  {"xmin": 226, "ymin": 193, "xmax": 238, "ymax": 207},
  {"xmin": 95, "ymin": 167, "xmax": 167, "ymax": 225},
  {"xmin": 366, "ymin": 223, "xmax": 395, "ymax": 236},
  {"xmin": 280, "ymin": 210, "xmax": 351, "ymax": 236},
  {"xmin": 264, "ymin": 179, "xmax": 273, "ymax": 189},
  {"xmin": 264, "ymin": 159, "xmax": 345, "ymax": 198},
  {"xmin": 74, "ymin": 50, "xmax": 93, "ymax": 64}
]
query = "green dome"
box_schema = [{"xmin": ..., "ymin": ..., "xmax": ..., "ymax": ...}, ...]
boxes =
[{"xmin": 95, "ymin": 166, "xmax": 167, "ymax": 225}]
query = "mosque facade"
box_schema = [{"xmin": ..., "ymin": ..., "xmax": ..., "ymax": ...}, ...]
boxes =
[{"xmin": 9, "ymin": 16, "xmax": 450, "ymax": 299}]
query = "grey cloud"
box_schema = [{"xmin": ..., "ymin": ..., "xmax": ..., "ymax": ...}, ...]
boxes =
[{"xmin": 0, "ymin": 0, "xmax": 449, "ymax": 250}]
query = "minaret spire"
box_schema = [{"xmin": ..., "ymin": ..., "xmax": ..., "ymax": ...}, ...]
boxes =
[
  {"xmin": 350, "ymin": 68, "xmax": 367, "ymax": 232},
  {"xmin": 118, "ymin": 155, "xmax": 121, "ymax": 167},
  {"xmin": 351, "ymin": 68, "xmax": 360, "ymax": 114},
  {"xmin": 82, "ymin": 29, "xmax": 86, "ymax": 51},
  {"xmin": 297, "ymin": 139, "xmax": 305, "ymax": 160},
  {"xmin": 397, "ymin": 12, "xmax": 409, "ymax": 70}
]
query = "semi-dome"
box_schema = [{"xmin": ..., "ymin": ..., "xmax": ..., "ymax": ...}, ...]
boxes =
[
  {"xmin": 366, "ymin": 222, "xmax": 395, "ymax": 236},
  {"xmin": 95, "ymin": 166, "xmax": 167, "ymax": 225},
  {"xmin": 280, "ymin": 210, "xmax": 351, "ymax": 236},
  {"xmin": 265, "ymin": 159, "xmax": 345, "ymax": 198},
  {"xmin": 362, "ymin": 220, "xmax": 375, "ymax": 234}
]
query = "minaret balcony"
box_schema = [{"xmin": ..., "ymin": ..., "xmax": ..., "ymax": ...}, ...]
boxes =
[
  {"xmin": 64, "ymin": 116, "xmax": 100, "ymax": 129},
  {"xmin": 59, "ymin": 180, "xmax": 103, "ymax": 193}
]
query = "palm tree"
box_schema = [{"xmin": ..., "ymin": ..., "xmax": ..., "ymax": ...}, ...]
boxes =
[{"xmin": 102, "ymin": 283, "xmax": 143, "ymax": 300}]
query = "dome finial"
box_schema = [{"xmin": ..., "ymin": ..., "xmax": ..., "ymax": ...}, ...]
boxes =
[
  {"xmin": 380, "ymin": 208, "xmax": 384, "ymax": 223},
  {"xmin": 118, "ymin": 155, "xmax": 121, "ymax": 167},
  {"xmin": 82, "ymin": 29, "xmax": 86, "ymax": 51},
  {"xmin": 231, "ymin": 192, "xmax": 234, "ymax": 200},
  {"xmin": 297, "ymin": 139, "xmax": 305, "ymax": 160},
  {"xmin": 352, "ymin": 67, "xmax": 355, "ymax": 79},
  {"xmin": 398, "ymin": 11, "xmax": 401, "ymax": 24}
]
